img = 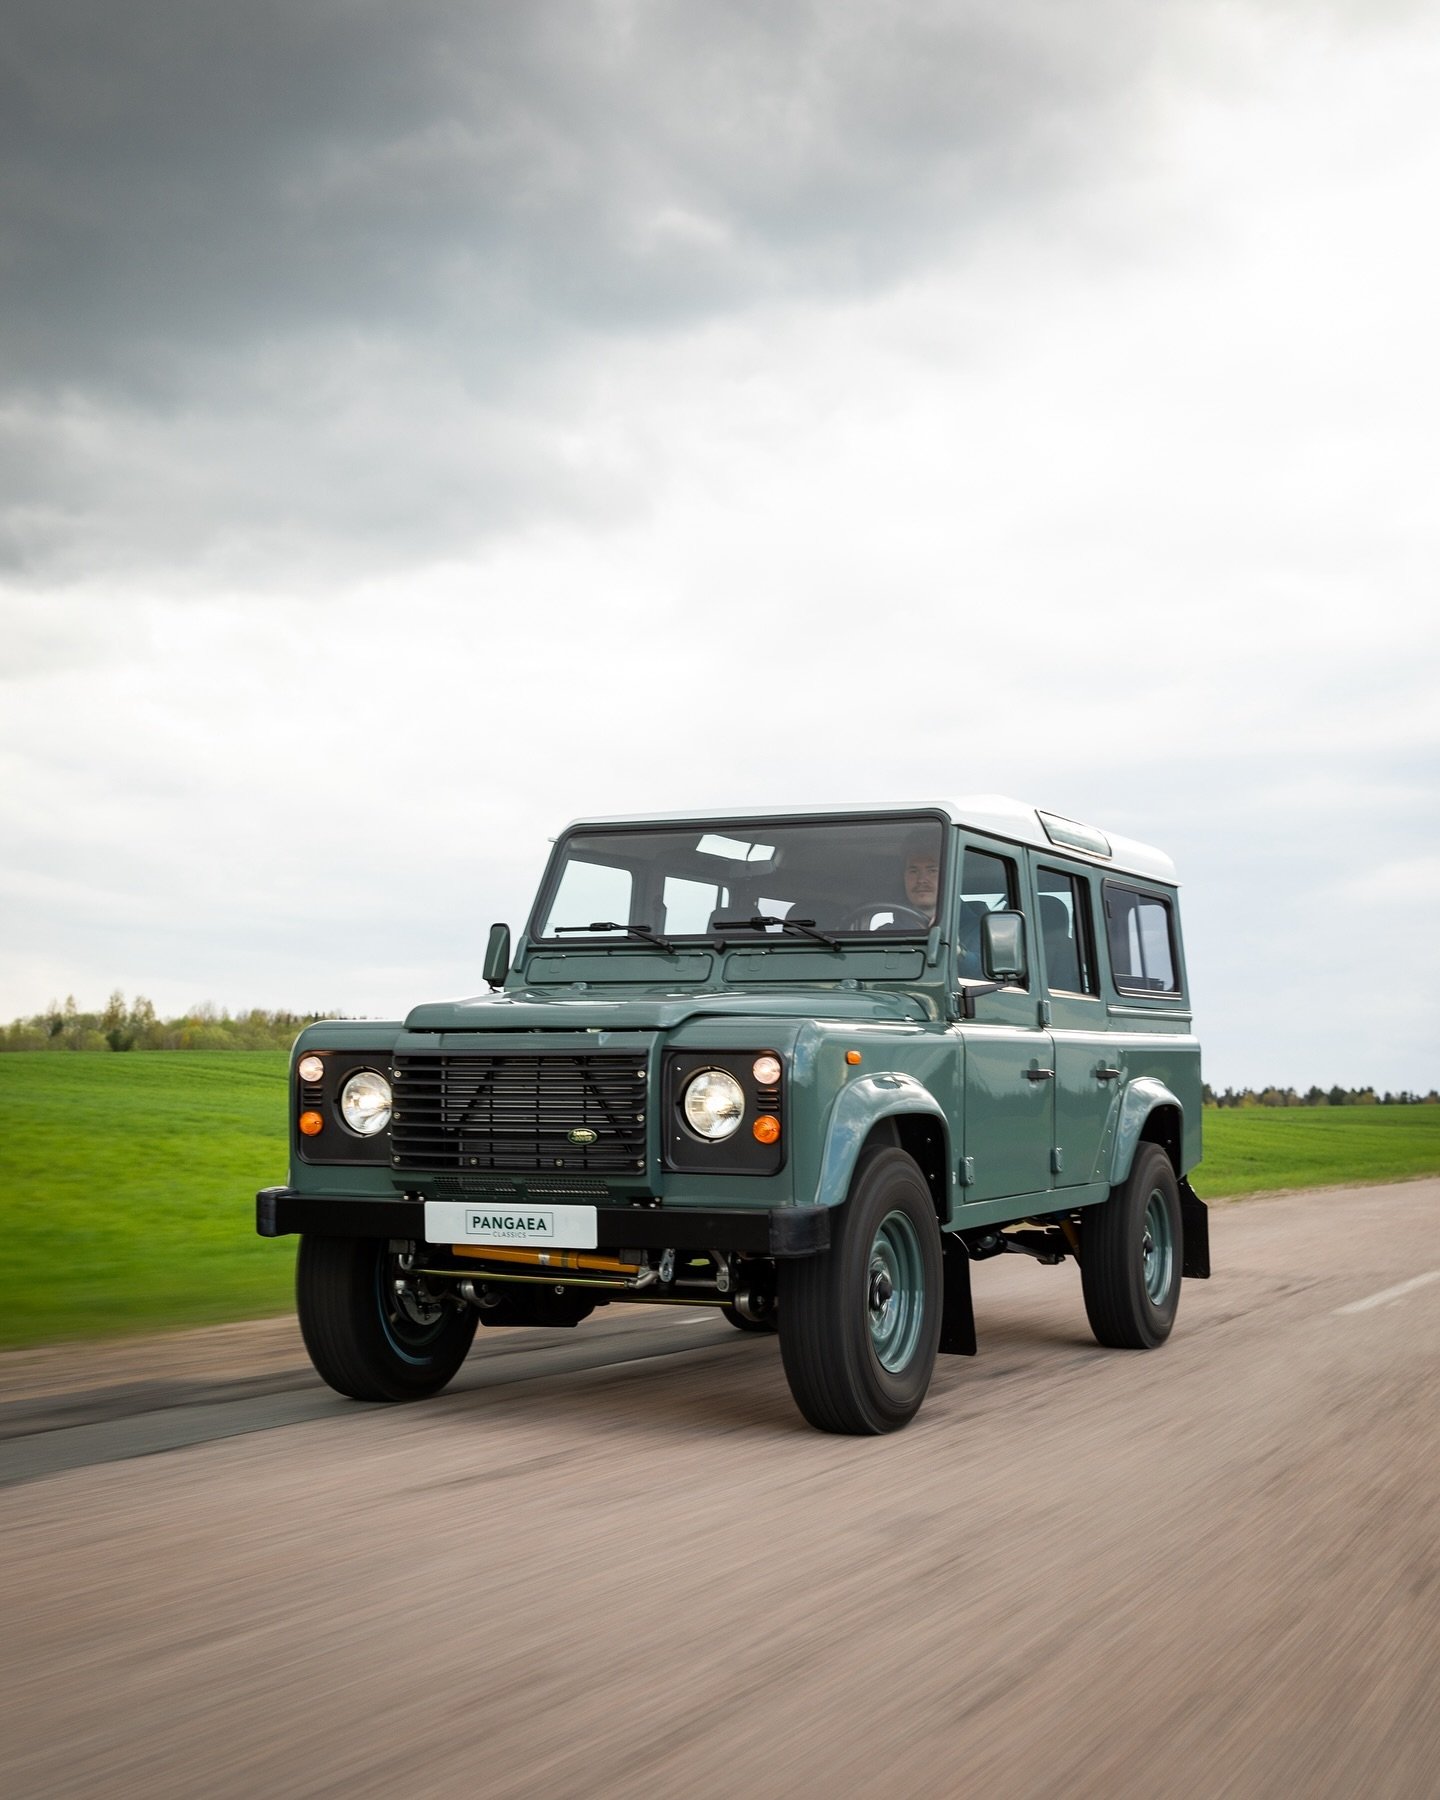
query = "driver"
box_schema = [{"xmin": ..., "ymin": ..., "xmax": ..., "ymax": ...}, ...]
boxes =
[{"xmin": 901, "ymin": 844, "xmax": 939, "ymax": 925}]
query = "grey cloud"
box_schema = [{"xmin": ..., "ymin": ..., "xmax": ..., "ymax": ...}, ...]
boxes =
[
  {"xmin": 0, "ymin": 0, "xmax": 1206, "ymax": 582},
  {"xmin": 4, "ymin": 1, "xmax": 1175, "ymax": 390}
]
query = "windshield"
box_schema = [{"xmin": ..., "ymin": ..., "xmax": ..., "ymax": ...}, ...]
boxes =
[{"xmin": 534, "ymin": 814, "xmax": 946, "ymax": 943}]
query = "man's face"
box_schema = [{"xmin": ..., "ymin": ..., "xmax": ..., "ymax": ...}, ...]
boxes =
[{"xmin": 904, "ymin": 851, "xmax": 939, "ymax": 916}]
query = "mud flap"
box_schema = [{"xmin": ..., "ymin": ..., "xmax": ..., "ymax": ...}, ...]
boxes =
[
  {"xmin": 1179, "ymin": 1178, "xmax": 1210, "ymax": 1279},
  {"xmin": 939, "ymin": 1237, "xmax": 977, "ymax": 1355}
]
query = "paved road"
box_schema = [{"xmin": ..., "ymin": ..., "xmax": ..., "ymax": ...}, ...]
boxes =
[{"xmin": 2, "ymin": 1181, "xmax": 1438, "ymax": 1799}]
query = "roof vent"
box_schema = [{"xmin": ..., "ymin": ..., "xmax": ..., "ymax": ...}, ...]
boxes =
[{"xmin": 1037, "ymin": 811, "xmax": 1111, "ymax": 859}]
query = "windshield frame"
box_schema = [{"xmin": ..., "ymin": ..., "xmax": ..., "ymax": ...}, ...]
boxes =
[{"xmin": 525, "ymin": 807, "xmax": 950, "ymax": 949}]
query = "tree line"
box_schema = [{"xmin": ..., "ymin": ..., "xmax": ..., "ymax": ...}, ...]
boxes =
[
  {"xmin": 2, "ymin": 994, "xmax": 338, "ymax": 1053},
  {"xmin": 1203, "ymin": 1084, "xmax": 1438, "ymax": 1108}
]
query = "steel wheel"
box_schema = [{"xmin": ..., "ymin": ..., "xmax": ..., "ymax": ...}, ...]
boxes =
[
  {"xmin": 375, "ymin": 1253, "xmax": 456, "ymax": 1363},
  {"xmin": 868, "ymin": 1210, "xmax": 926, "ymax": 1373},
  {"xmin": 1141, "ymin": 1186, "xmax": 1176, "ymax": 1308}
]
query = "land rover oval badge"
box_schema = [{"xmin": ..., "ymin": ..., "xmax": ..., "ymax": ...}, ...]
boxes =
[{"xmin": 568, "ymin": 1128, "xmax": 598, "ymax": 1145}]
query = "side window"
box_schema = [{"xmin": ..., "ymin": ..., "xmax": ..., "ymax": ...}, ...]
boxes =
[
  {"xmin": 1104, "ymin": 885, "xmax": 1178, "ymax": 994},
  {"xmin": 1037, "ymin": 867, "xmax": 1097, "ymax": 995},
  {"xmin": 958, "ymin": 846, "xmax": 1026, "ymax": 985}
]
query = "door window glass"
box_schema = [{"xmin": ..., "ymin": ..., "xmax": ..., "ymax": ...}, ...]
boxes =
[
  {"xmin": 958, "ymin": 847, "xmax": 1025, "ymax": 984},
  {"xmin": 1037, "ymin": 867, "xmax": 1097, "ymax": 995}
]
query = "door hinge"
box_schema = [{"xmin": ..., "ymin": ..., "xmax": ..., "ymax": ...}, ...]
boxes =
[
  {"xmin": 958, "ymin": 1156, "xmax": 975, "ymax": 1187},
  {"xmin": 1051, "ymin": 1147, "xmax": 1064, "ymax": 1174}
]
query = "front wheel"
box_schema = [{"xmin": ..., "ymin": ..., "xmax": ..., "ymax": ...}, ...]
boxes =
[
  {"xmin": 778, "ymin": 1148, "xmax": 942, "ymax": 1434},
  {"xmin": 1081, "ymin": 1144, "xmax": 1182, "ymax": 1349},
  {"xmin": 296, "ymin": 1235, "xmax": 478, "ymax": 1401}
]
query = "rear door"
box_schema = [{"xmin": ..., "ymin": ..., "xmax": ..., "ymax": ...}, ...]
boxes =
[{"xmin": 1033, "ymin": 859, "xmax": 1120, "ymax": 1187}]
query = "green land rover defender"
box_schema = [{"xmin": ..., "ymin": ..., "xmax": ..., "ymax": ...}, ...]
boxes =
[{"xmin": 257, "ymin": 799, "xmax": 1207, "ymax": 1434}]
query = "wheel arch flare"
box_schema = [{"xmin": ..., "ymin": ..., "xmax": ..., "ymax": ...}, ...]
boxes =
[
  {"xmin": 1107, "ymin": 1076, "xmax": 1185, "ymax": 1189},
  {"xmin": 814, "ymin": 1074, "xmax": 953, "ymax": 1224}
]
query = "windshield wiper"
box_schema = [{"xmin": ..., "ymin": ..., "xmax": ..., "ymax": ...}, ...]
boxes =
[
  {"xmin": 554, "ymin": 921, "xmax": 677, "ymax": 954},
  {"xmin": 711, "ymin": 914, "xmax": 842, "ymax": 951}
]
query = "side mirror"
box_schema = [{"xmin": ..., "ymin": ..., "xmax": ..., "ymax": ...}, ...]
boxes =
[
  {"xmin": 981, "ymin": 910, "xmax": 1027, "ymax": 984},
  {"xmin": 483, "ymin": 922, "xmax": 511, "ymax": 991}
]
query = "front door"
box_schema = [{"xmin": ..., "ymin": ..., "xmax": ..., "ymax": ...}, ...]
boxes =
[
  {"xmin": 951, "ymin": 843, "xmax": 1055, "ymax": 1206},
  {"xmin": 959, "ymin": 1023, "xmax": 1056, "ymax": 1202}
]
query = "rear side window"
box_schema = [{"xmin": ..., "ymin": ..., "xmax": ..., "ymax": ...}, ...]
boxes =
[
  {"xmin": 1037, "ymin": 866, "xmax": 1097, "ymax": 995},
  {"xmin": 1104, "ymin": 885, "xmax": 1179, "ymax": 994}
]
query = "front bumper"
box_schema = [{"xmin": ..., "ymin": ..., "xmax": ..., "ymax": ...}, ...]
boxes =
[{"xmin": 255, "ymin": 1188, "xmax": 830, "ymax": 1258}]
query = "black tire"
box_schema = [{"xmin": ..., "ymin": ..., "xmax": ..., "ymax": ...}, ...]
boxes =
[
  {"xmin": 778, "ymin": 1148, "xmax": 943, "ymax": 1434},
  {"xmin": 296, "ymin": 1235, "xmax": 478, "ymax": 1402},
  {"xmin": 1081, "ymin": 1144, "xmax": 1182, "ymax": 1349},
  {"xmin": 720, "ymin": 1300, "xmax": 778, "ymax": 1333}
]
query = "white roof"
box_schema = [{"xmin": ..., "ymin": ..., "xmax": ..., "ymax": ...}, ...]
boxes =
[{"xmin": 560, "ymin": 795, "xmax": 1179, "ymax": 885}]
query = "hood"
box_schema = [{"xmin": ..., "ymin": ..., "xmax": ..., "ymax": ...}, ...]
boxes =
[{"xmin": 403, "ymin": 986, "xmax": 925, "ymax": 1033}]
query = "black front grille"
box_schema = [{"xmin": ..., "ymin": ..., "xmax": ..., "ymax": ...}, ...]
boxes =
[{"xmin": 391, "ymin": 1053, "xmax": 648, "ymax": 1175}]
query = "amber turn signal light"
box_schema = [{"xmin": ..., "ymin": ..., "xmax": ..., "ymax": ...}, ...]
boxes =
[
  {"xmin": 752, "ymin": 1114, "xmax": 780, "ymax": 1144},
  {"xmin": 298, "ymin": 1110, "xmax": 324, "ymax": 1137},
  {"xmin": 845, "ymin": 1050, "xmax": 862, "ymax": 1065}
]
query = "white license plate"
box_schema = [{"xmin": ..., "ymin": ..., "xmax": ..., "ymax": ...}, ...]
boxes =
[{"xmin": 423, "ymin": 1199, "xmax": 598, "ymax": 1250}]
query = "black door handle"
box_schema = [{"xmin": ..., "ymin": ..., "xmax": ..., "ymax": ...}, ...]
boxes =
[
  {"xmin": 1023, "ymin": 1067, "xmax": 1054, "ymax": 1082},
  {"xmin": 1096, "ymin": 1067, "xmax": 1123, "ymax": 1082}
]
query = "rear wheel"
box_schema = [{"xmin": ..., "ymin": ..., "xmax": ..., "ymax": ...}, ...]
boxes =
[
  {"xmin": 778, "ymin": 1148, "xmax": 942, "ymax": 1434},
  {"xmin": 1081, "ymin": 1144, "xmax": 1182, "ymax": 1349},
  {"xmin": 296, "ymin": 1235, "xmax": 478, "ymax": 1401}
]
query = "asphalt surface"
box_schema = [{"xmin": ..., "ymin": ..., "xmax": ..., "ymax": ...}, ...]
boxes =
[{"xmin": 2, "ymin": 1180, "xmax": 1437, "ymax": 1799}]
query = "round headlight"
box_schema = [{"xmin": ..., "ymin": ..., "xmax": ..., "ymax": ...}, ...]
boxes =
[
  {"xmin": 682, "ymin": 1069, "xmax": 745, "ymax": 1141},
  {"xmin": 340, "ymin": 1069, "xmax": 392, "ymax": 1136}
]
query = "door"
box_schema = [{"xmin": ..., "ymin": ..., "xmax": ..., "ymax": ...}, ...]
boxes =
[
  {"xmin": 952, "ymin": 843, "xmax": 1054, "ymax": 1205},
  {"xmin": 1035, "ymin": 861, "xmax": 1119, "ymax": 1187}
]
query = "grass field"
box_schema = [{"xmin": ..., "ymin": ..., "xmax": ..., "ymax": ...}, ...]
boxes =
[
  {"xmin": 1, "ymin": 1053, "xmax": 1437, "ymax": 1348},
  {"xmin": 1195, "ymin": 1105, "xmax": 1440, "ymax": 1200},
  {"xmin": 0, "ymin": 1053, "xmax": 293, "ymax": 1348}
]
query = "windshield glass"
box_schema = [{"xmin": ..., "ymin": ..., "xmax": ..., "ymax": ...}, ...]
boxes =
[{"xmin": 534, "ymin": 814, "xmax": 946, "ymax": 942}]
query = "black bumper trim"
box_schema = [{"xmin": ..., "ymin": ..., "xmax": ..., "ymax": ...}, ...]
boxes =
[{"xmin": 256, "ymin": 1188, "xmax": 830, "ymax": 1257}]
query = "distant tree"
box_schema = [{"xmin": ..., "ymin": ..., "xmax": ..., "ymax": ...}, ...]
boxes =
[{"xmin": 101, "ymin": 989, "xmax": 135, "ymax": 1051}]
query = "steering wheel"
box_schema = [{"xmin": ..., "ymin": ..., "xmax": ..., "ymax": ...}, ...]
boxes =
[{"xmin": 843, "ymin": 902, "xmax": 931, "ymax": 932}]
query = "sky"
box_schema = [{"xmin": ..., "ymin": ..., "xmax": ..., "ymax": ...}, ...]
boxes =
[{"xmin": 2, "ymin": 0, "xmax": 1437, "ymax": 1092}]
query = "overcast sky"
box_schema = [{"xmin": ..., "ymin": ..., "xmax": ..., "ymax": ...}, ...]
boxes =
[{"xmin": 2, "ymin": 0, "xmax": 1437, "ymax": 1091}]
